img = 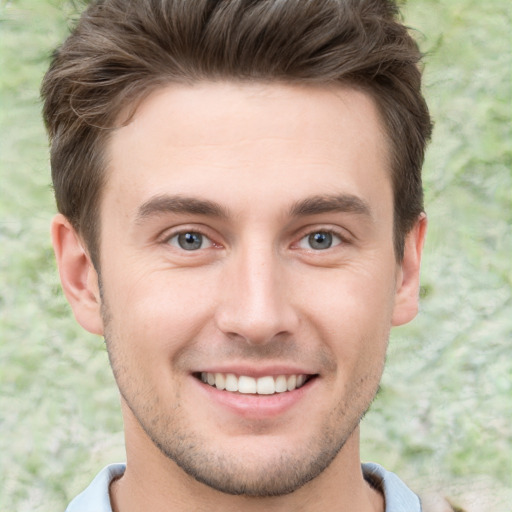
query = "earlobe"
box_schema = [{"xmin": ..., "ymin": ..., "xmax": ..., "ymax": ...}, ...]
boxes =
[
  {"xmin": 51, "ymin": 214, "xmax": 104, "ymax": 335},
  {"xmin": 391, "ymin": 213, "xmax": 428, "ymax": 327}
]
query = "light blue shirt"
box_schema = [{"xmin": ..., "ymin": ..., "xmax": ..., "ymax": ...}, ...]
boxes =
[{"xmin": 66, "ymin": 461, "xmax": 422, "ymax": 511}]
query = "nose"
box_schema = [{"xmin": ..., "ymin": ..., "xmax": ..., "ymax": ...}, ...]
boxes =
[{"xmin": 214, "ymin": 244, "xmax": 299, "ymax": 345}]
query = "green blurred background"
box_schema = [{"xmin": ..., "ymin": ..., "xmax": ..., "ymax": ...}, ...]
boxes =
[{"xmin": 1, "ymin": 0, "xmax": 510, "ymax": 510}]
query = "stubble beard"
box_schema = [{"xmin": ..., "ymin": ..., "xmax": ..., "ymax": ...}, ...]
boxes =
[
  {"xmin": 115, "ymin": 372, "xmax": 376, "ymax": 497},
  {"xmin": 100, "ymin": 298, "xmax": 385, "ymax": 497}
]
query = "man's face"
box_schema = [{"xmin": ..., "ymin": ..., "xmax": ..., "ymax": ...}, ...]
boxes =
[{"xmin": 91, "ymin": 83, "xmax": 414, "ymax": 495}]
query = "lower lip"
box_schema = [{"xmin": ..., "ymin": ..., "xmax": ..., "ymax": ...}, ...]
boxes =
[{"xmin": 192, "ymin": 376, "xmax": 317, "ymax": 419}]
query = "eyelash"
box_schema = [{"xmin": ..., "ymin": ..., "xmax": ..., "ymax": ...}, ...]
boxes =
[
  {"xmin": 295, "ymin": 227, "xmax": 349, "ymax": 251},
  {"xmin": 160, "ymin": 226, "xmax": 219, "ymax": 251},
  {"xmin": 161, "ymin": 226, "xmax": 350, "ymax": 253}
]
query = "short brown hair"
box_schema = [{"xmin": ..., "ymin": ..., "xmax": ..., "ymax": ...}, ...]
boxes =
[{"xmin": 42, "ymin": 0, "xmax": 432, "ymax": 265}]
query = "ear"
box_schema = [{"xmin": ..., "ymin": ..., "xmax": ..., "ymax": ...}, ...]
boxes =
[
  {"xmin": 392, "ymin": 213, "xmax": 428, "ymax": 326},
  {"xmin": 51, "ymin": 214, "xmax": 104, "ymax": 335}
]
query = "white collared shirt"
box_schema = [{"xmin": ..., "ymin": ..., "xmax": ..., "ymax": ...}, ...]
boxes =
[{"xmin": 66, "ymin": 461, "xmax": 422, "ymax": 511}]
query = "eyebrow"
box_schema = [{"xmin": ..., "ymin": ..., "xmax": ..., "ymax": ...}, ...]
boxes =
[
  {"xmin": 135, "ymin": 192, "xmax": 372, "ymax": 224},
  {"xmin": 136, "ymin": 194, "xmax": 229, "ymax": 223},
  {"xmin": 289, "ymin": 194, "xmax": 372, "ymax": 218}
]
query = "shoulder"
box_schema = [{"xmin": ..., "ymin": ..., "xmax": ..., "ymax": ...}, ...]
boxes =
[
  {"xmin": 362, "ymin": 463, "xmax": 457, "ymax": 512},
  {"xmin": 362, "ymin": 462, "xmax": 421, "ymax": 512},
  {"xmin": 65, "ymin": 463, "xmax": 126, "ymax": 512}
]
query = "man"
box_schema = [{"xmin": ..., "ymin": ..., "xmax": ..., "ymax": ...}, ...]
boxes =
[{"xmin": 42, "ymin": 0, "xmax": 436, "ymax": 510}]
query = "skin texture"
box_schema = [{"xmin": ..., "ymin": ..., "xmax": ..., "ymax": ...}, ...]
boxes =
[{"xmin": 52, "ymin": 82, "xmax": 426, "ymax": 512}]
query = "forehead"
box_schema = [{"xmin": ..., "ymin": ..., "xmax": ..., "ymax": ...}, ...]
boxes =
[{"xmin": 104, "ymin": 82, "xmax": 391, "ymax": 218}]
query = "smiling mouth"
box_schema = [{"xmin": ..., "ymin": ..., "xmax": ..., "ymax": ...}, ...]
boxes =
[{"xmin": 195, "ymin": 372, "xmax": 316, "ymax": 395}]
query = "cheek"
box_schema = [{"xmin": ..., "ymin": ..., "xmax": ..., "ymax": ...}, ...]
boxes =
[
  {"xmin": 298, "ymin": 264, "xmax": 395, "ymax": 322},
  {"xmin": 295, "ymin": 266, "xmax": 395, "ymax": 358},
  {"xmin": 102, "ymin": 266, "xmax": 219, "ymax": 360}
]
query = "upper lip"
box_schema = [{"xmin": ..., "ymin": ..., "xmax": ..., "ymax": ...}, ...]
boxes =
[{"xmin": 193, "ymin": 364, "xmax": 317, "ymax": 378}]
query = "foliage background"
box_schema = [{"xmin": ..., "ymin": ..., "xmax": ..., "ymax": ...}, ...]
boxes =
[{"xmin": 0, "ymin": 0, "xmax": 510, "ymax": 510}]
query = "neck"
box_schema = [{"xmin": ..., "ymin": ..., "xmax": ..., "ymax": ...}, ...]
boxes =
[{"xmin": 110, "ymin": 415, "xmax": 384, "ymax": 512}]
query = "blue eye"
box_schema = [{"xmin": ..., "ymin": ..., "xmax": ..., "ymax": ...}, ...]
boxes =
[
  {"xmin": 298, "ymin": 231, "xmax": 342, "ymax": 250},
  {"xmin": 168, "ymin": 232, "xmax": 212, "ymax": 251}
]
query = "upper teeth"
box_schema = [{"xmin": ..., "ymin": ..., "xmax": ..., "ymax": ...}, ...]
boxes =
[{"xmin": 200, "ymin": 372, "xmax": 308, "ymax": 395}]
